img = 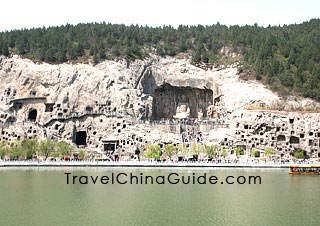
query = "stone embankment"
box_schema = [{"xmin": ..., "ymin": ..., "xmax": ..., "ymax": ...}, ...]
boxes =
[{"xmin": 0, "ymin": 160, "xmax": 292, "ymax": 168}]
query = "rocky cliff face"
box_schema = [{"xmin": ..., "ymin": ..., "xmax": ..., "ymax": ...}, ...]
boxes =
[
  {"xmin": 0, "ymin": 55, "xmax": 220, "ymax": 120},
  {"xmin": 0, "ymin": 55, "xmax": 220, "ymax": 153},
  {"xmin": 0, "ymin": 55, "xmax": 319, "ymax": 159}
]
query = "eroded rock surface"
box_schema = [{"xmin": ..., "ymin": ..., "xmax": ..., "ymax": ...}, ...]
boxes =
[{"xmin": 0, "ymin": 55, "xmax": 319, "ymax": 159}]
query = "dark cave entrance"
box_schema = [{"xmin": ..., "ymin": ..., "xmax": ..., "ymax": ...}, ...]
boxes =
[
  {"xmin": 28, "ymin": 109, "xmax": 37, "ymax": 122},
  {"xmin": 45, "ymin": 103, "xmax": 54, "ymax": 112},
  {"xmin": 104, "ymin": 143, "xmax": 116, "ymax": 154},
  {"xmin": 6, "ymin": 116, "xmax": 17, "ymax": 124},
  {"xmin": 289, "ymin": 136, "xmax": 300, "ymax": 144},
  {"xmin": 75, "ymin": 131, "xmax": 87, "ymax": 146}
]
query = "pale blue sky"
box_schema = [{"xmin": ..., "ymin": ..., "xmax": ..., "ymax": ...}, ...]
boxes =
[{"xmin": 1, "ymin": 0, "xmax": 319, "ymax": 31}]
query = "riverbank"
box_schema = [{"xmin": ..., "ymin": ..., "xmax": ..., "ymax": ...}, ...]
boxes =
[{"xmin": 0, "ymin": 160, "xmax": 295, "ymax": 168}]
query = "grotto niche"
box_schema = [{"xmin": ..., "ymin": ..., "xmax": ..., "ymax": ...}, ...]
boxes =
[
  {"xmin": 75, "ymin": 131, "xmax": 87, "ymax": 146},
  {"xmin": 151, "ymin": 83, "xmax": 213, "ymax": 119},
  {"xmin": 28, "ymin": 109, "xmax": 37, "ymax": 122}
]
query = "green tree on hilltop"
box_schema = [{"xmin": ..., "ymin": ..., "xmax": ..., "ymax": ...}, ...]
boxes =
[
  {"xmin": 0, "ymin": 20, "xmax": 320, "ymax": 101},
  {"xmin": 2, "ymin": 42, "xmax": 10, "ymax": 57}
]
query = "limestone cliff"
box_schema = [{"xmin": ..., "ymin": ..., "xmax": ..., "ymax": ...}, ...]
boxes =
[{"xmin": 0, "ymin": 55, "xmax": 319, "ymax": 159}]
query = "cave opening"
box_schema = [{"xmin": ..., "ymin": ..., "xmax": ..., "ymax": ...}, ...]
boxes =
[
  {"xmin": 277, "ymin": 135, "xmax": 286, "ymax": 142},
  {"xmin": 45, "ymin": 103, "xmax": 54, "ymax": 112},
  {"xmin": 13, "ymin": 102, "xmax": 23, "ymax": 110},
  {"xmin": 28, "ymin": 109, "xmax": 37, "ymax": 122},
  {"xmin": 104, "ymin": 143, "xmax": 115, "ymax": 153},
  {"xmin": 289, "ymin": 136, "xmax": 300, "ymax": 144},
  {"xmin": 6, "ymin": 116, "xmax": 16, "ymax": 124},
  {"xmin": 75, "ymin": 131, "xmax": 87, "ymax": 146},
  {"xmin": 152, "ymin": 83, "xmax": 213, "ymax": 119}
]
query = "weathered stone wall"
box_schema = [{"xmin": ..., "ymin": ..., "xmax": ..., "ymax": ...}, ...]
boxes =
[
  {"xmin": 214, "ymin": 111, "xmax": 320, "ymax": 158},
  {"xmin": 0, "ymin": 55, "xmax": 319, "ymax": 158}
]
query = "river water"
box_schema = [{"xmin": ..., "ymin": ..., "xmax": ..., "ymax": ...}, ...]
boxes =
[{"xmin": 0, "ymin": 167, "xmax": 319, "ymax": 226}]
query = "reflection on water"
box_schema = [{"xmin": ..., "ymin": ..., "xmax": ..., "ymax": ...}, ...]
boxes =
[{"xmin": 0, "ymin": 168, "xmax": 319, "ymax": 226}]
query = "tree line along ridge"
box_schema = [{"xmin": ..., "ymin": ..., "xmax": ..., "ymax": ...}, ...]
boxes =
[{"xmin": 0, "ymin": 19, "xmax": 319, "ymax": 100}]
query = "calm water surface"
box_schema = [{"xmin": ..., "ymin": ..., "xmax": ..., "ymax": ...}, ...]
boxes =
[{"xmin": 0, "ymin": 167, "xmax": 319, "ymax": 226}]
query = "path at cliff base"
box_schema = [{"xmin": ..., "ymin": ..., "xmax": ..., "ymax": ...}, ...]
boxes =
[{"xmin": 0, "ymin": 160, "xmax": 308, "ymax": 168}]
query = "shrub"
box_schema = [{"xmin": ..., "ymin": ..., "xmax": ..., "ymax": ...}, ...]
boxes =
[
  {"xmin": 164, "ymin": 144, "xmax": 177, "ymax": 158},
  {"xmin": 251, "ymin": 149, "xmax": 260, "ymax": 157},
  {"xmin": 234, "ymin": 147, "xmax": 244, "ymax": 156},
  {"xmin": 144, "ymin": 144, "xmax": 162, "ymax": 160},
  {"xmin": 264, "ymin": 147, "xmax": 276, "ymax": 157},
  {"xmin": 294, "ymin": 150, "xmax": 305, "ymax": 159}
]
